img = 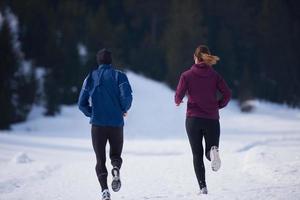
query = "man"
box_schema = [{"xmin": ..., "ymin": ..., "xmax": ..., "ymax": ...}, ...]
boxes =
[{"xmin": 78, "ymin": 49, "xmax": 133, "ymax": 200}]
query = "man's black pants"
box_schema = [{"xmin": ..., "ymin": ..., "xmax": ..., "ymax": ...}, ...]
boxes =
[
  {"xmin": 91, "ymin": 125, "xmax": 123, "ymax": 191},
  {"xmin": 185, "ymin": 117, "xmax": 220, "ymax": 188}
]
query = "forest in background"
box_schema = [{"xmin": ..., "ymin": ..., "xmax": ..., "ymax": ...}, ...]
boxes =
[{"xmin": 0, "ymin": 0, "xmax": 300, "ymax": 129}]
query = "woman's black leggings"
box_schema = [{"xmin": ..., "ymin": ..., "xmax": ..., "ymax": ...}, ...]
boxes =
[
  {"xmin": 91, "ymin": 125, "xmax": 123, "ymax": 191},
  {"xmin": 185, "ymin": 117, "xmax": 220, "ymax": 188}
]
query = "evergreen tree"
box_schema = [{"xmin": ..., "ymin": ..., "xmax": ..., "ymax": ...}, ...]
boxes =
[
  {"xmin": 0, "ymin": 17, "xmax": 16, "ymax": 129},
  {"xmin": 257, "ymin": 0, "xmax": 298, "ymax": 106},
  {"xmin": 163, "ymin": 0, "xmax": 207, "ymax": 88},
  {"xmin": 122, "ymin": 0, "xmax": 169, "ymax": 80},
  {"xmin": 54, "ymin": 1, "xmax": 88, "ymax": 104},
  {"xmin": 0, "ymin": 11, "xmax": 36, "ymax": 129},
  {"xmin": 43, "ymin": 29, "xmax": 63, "ymax": 116},
  {"xmin": 44, "ymin": 69, "xmax": 60, "ymax": 116}
]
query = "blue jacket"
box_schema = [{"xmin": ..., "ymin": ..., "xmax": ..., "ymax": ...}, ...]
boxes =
[{"xmin": 78, "ymin": 64, "xmax": 133, "ymax": 127}]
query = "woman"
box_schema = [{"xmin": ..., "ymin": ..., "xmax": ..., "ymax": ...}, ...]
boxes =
[{"xmin": 175, "ymin": 45, "xmax": 231, "ymax": 194}]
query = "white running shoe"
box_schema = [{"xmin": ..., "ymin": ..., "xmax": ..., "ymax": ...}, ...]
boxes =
[
  {"xmin": 102, "ymin": 189, "xmax": 111, "ymax": 200},
  {"xmin": 210, "ymin": 146, "xmax": 221, "ymax": 172},
  {"xmin": 199, "ymin": 187, "xmax": 208, "ymax": 194}
]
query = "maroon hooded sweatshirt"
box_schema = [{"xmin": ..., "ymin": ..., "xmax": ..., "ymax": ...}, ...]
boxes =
[{"xmin": 175, "ymin": 62, "xmax": 231, "ymax": 120}]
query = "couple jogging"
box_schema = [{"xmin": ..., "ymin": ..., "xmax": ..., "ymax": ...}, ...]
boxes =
[{"xmin": 78, "ymin": 45, "xmax": 231, "ymax": 200}]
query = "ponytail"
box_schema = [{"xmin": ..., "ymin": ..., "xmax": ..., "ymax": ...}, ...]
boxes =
[
  {"xmin": 201, "ymin": 53, "xmax": 220, "ymax": 65},
  {"xmin": 194, "ymin": 45, "xmax": 220, "ymax": 65}
]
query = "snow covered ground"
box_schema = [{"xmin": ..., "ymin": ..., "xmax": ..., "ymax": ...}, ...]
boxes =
[{"xmin": 1, "ymin": 72, "xmax": 300, "ymax": 200}]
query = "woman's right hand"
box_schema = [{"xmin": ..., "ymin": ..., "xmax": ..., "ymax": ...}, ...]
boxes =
[{"xmin": 176, "ymin": 100, "xmax": 184, "ymax": 106}]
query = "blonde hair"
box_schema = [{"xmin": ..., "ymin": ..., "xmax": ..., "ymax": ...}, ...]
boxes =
[{"xmin": 194, "ymin": 45, "xmax": 220, "ymax": 65}]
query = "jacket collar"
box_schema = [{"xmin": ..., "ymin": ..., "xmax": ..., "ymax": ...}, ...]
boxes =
[
  {"xmin": 98, "ymin": 64, "xmax": 112, "ymax": 69},
  {"xmin": 193, "ymin": 62, "xmax": 209, "ymax": 68},
  {"xmin": 191, "ymin": 62, "xmax": 213, "ymax": 77}
]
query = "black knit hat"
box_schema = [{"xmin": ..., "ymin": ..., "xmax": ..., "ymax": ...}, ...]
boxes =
[{"xmin": 96, "ymin": 48, "xmax": 112, "ymax": 65}]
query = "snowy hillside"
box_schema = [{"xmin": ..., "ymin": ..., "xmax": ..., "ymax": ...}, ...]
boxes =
[{"xmin": 1, "ymin": 72, "xmax": 300, "ymax": 200}]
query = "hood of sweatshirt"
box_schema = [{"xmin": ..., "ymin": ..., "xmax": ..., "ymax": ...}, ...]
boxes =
[{"xmin": 191, "ymin": 62, "xmax": 214, "ymax": 77}]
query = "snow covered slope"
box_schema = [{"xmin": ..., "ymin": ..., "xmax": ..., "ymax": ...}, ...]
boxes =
[{"xmin": 1, "ymin": 72, "xmax": 300, "ymax": 200}]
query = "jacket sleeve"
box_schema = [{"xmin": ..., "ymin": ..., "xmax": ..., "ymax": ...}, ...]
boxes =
[
  {"xmin": 217, "ymin": 74, "xmax": 232, "ymax": 109},
  {"xmin": 118, "ymin": 72, "xmax": 133, "ymax": 113},
  {"xmin": 175, "ymin": 74, "xmax": 188, "ymax": 104},
  {"xmin": 78, "ymin": 76, "xmax": 92, "ymax": 117}
]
